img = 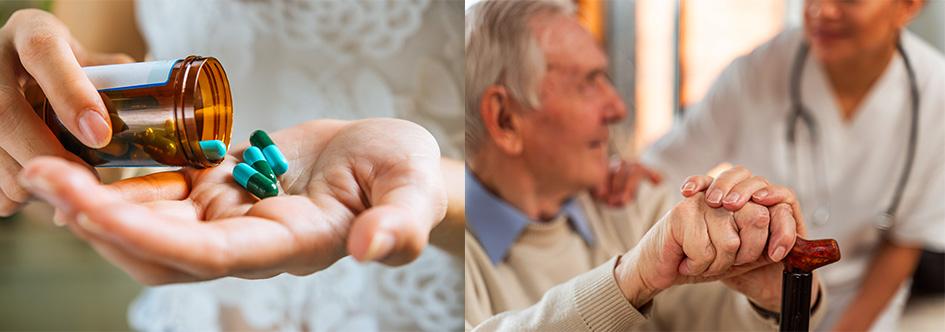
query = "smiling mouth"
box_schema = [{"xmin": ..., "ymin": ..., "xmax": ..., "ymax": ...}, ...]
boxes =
[{"xmin": 810, "ymin": 28, "xmax": 849, "ymax": 42}]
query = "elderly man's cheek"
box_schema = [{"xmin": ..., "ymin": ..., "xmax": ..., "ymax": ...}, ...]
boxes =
[{"xmin": 583, "ymin": 145, "xmax": 609, "ymax": 186}]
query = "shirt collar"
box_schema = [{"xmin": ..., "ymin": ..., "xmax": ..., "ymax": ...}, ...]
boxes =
[{"xmin": 465, "ymin": 167, "xmax": 595, "ymax": 265}]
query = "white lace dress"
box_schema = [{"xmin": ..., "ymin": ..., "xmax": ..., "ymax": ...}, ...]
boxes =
[{"xmin": 127, "ymin": 1, "xmax": 464, "ymax": 331}]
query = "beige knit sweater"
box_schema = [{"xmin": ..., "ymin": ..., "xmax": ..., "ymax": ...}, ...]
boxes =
[{"xmin": 465, "ymin": 183, "xmax": 826, "ymax": 331}]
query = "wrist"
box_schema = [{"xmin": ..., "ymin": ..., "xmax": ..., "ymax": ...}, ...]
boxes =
[{"xmin": 614, "ymin": 250, "xmax": 660, "ymax": 308}]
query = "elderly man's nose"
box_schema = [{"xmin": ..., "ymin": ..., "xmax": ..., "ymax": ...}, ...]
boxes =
[
  {"xmin": 807, "ymin": 0, "xmax": 843, "ymax": 20},
  {"xmin": 605, "ymin": 102, "xmax": 627, "ymax": 124},
  {"xmin": 602, "ymin": 87, "xmax": 627, "ymax": 123}
]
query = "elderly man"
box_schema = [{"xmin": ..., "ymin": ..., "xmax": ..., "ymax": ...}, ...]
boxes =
[{"xmin": 464, "ymin": 1, "xmax": 825, "ymax": 331}]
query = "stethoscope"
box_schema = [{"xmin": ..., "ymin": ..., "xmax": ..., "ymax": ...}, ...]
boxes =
[{"xmin": 786, "ymin": 36, "xmax": 920, "ymax": 229}]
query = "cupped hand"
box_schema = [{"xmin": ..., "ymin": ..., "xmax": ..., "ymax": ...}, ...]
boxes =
[{"xmin": 18, "ymin": 118, "xmax": 447, "ymax": 285}]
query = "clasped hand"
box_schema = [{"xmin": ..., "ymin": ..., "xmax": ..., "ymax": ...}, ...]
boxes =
[{"xmin": 616, "ymin": 166, "xmax": 815, "ymax": 312}]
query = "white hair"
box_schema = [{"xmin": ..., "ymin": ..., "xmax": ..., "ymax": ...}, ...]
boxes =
[{"xmin": 464, "ymin": 0, "xmax": 575, "ymax": 156}]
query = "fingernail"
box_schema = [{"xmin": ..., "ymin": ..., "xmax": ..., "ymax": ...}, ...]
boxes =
[
  {"xmin": 772, "ymin": 246, "xmax": 786, "ymax": 261},
  {"xmin": 681, "ymin": 182, "xmax": 696, "ymax": 193},
  {"xmin": 76, "ymin": 213, "xmax": 105, "ymax": 236},
  {"xmin": 363, "ymin": 232, "xmax": 395, "ymax": 262},
  {"xmin": 52, "ymin": 214, "xmax": 66, "ymax": 227},
  {"xmin": 707, "ymin": 190, "xmax": 723, "ymax": 204},
  {"xmin": 753, "ymin": 190, "xmax": 769, "ymax": 200},
  {"xmin": 78, "ymin": 109, "xmax": 111, "ymax": 148},
  {"xmin": 723, "ymin": 193, "xmax": 740, "ymax": 205}
]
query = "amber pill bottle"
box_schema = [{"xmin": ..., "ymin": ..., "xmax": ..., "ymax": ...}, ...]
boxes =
[{"xmin": 27, "ymin": 56, "xmax": 233, "ymax": 168}]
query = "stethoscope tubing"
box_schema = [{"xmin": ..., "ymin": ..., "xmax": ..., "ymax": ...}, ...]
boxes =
[{"xmin": 786, "ymin": 35, "xmax": 919, "ymax": 228}]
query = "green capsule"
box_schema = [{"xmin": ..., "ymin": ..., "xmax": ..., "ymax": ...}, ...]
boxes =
[
  {"xmin": 242, "ymin": 146, "xmax": 277, "ymax": 182},
  {"xmin": 199, "ymin": 140, "xmax": 227, "ymax": 161},
  {"xmin": 233, "ymin": 163, "xmax": 278, "ymax": 198},
  {"xmin": 250, "ymin": 130, "xmax": 288, "ymax": 176},
  {"xmin": 249, "ymin": 129, "xmax": 274, "ymax": 148}
]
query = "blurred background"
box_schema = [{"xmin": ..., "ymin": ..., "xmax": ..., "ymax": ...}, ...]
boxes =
[
  {"xmin": 1, "ymin": 1, "xmax": 142, "ymax": 331},
  {"xmin": 464, "ymin": 0, "xmax": 944, "ymax": 330}
]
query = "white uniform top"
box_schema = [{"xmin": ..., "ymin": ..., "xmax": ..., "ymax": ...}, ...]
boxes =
[{"xmin": 643, "ymin": 28, "xmax": 945, "ymax": 331}]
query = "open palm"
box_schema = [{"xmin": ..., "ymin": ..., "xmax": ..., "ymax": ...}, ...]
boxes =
[{"xmin": 19, "ymin": 118, "xmax": 447, "ymax": 285}]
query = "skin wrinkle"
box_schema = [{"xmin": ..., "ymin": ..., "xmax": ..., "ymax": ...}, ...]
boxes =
[
  {"xmin": 0, "ymin": 152, "xmax": 25, "ymax": 203},
  {"xmin": 185, "ymin": 164, "xmax": 237, "ymax": 221},
  {"xmin": 0, "ymin": 90, "xmax": 26, "ymax": 140},
  {"xmin": 319, "ymin": 162, "xmax": 366, "ymax": 215},
  {"xmin": 352, "ymin": 154, "xmax": 376, "ymax": 211},
  {"xmin": 703, "ymin": 207, "xmax": 730, "ymax": 276}
]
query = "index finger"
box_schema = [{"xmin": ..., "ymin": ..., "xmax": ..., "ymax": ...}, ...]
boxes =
[
  {"xmin": 767, "ymin": 203, "xmax": 798, "ymax": 261},
  {"xmin": 107, "ymin": 171, "xmax": 190, "ymax": 203},
  {"xmin": 704, "ymin": 165, "xmax": 751, "ymax": 208},
  {"xmin": 7, "ymin": 9, "xmax": 111, "ymax": 148}
]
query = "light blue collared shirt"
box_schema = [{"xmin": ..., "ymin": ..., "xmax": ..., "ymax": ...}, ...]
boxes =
[{"xmin": 465, "ymin": 168, "xmax": 595, "ymax": 265}]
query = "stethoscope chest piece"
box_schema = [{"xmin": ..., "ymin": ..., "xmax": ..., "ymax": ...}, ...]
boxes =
[{"xmin": 812, "ymin": 206, "xmax": 830, "ymax": 226}]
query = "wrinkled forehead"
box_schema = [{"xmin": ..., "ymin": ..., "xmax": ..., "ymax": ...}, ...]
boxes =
[{"xmin": 529, "ymin": 14, "xmax": 608, "ymax": 75}]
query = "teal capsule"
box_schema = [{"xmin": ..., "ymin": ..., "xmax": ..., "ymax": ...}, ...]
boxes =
[
  {"xmin": 199, "ymin": 140, "xmax": 227, "ymax": 161},
  {"xmin": 250, "ymin": 130, "xmax": 288, "ymax": 176},
  {"xmin": 242, "ymin": 146, "xmax": 277, "ymax": 183},
  {"xmin": 233, "ymin": 163, "xmax": 278, "ymax": 198}
]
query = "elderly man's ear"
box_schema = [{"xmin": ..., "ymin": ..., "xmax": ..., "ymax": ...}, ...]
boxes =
[{"xmin": 480, "ymin": 85, "xmax": 525, "ymax": 156}]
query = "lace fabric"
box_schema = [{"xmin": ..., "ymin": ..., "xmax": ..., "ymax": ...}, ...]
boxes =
[{"xmin": 129, "ymin": 1, "xmax": 464, "ymax": 331}]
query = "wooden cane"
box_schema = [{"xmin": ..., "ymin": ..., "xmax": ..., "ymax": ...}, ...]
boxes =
[{"xmin": 779, "ymin": 237, "xmax": 841, "ymax": 332}]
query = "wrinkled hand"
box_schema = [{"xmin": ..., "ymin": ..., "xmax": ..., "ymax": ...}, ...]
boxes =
[
  {"xmin": 0, "ymin": 9, "xmax": 134, "ymax": 216},
  {"xmin": 615, "ymin": 166, "xmax": 807, "ymax": 310},
  {"xmin": 680, "ymin": 166, "xmax": 814, "ymax": 311},
  {"xmin": 592, "ymin": 159, "xmax": 662, "ymax": 207},
  {"xmin": 18, "ymin": 119, "xmax": 447, "ymax": 285}
]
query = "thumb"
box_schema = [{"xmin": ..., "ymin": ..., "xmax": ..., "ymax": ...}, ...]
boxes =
[{"xmin": 347, "ymin": 183, "xmax": 446, "ymax": 266}]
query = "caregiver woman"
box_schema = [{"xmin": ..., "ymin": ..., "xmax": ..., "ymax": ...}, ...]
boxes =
[{"xmin": 643, "ymin": 0, "xmax": 944, "ymax": 331}]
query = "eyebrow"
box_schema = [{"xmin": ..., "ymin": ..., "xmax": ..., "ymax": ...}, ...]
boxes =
[{"xmin": 546, "ymin": 64, "xmax": 608, "ymax": 81}]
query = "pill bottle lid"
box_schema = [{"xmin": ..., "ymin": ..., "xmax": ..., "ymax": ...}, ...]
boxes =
[{"xmin": 175, "ymin": 56, "xmax": 233, "ymax": 168}]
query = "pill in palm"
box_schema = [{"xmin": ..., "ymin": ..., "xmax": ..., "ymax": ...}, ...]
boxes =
[
  {"xmin": 242, "ymin": 146, "xmax": 277, "ymax": 182},
  {"xmin": 233, "ymin": 163, "xmax": 278, "ymax": 198},
  {"xmin": 250, "ymin": 130, "xmax": 289, "ymax": 176}
]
